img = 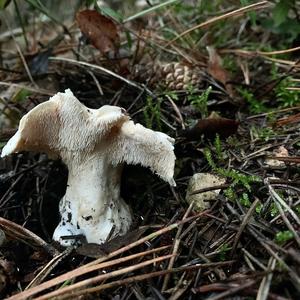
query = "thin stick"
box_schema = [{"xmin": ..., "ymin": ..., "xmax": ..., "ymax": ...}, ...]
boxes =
[
  {"xmin": 256, "ymin": 257, "xmax": 276, "ymax": 300},
  {"xmin": 87, "ymin": 70, "xmax": 103, "ymax": 96},
  {"xmin": 3, "ymin": 16, "xmax": 36, "ymax": 87},
  {"xmin": 8, "ymin": 246, "xmax": 170, "ymax": 300},
  {"xmin": 26, "ymin": 247, "xmax": 74, "ymax": 289},
  {"xmin": 189, "ymin": 183, "xmax": 230, "ymax": 195},
  {"xmin": 7, "ymin": 212, "xmax": 207, "ymax": 300},
  {"xmin": 203, "ymin": 280, "xmax": 256, "ymax": 300},
  {"xmin": 274, "ymin": 199, "xmax": 300, "ymax": 248},
  {"xmin": 267, "ymin": 183, "xmax": 300, "ymax": 226},
  {"xmin": 36, "ymin": 254, "xmax": 175, "ymax": 300},
  {"xmin": 49, "ymin": 57, "xmax": 145, "ymax": 92},
  {"xmin": 124, "ymin": 0, "xmax": 179, "ymax": 23},
  {"xmin": 166, "ymin": 95, "xmax": 186, "ymax": 129},
  {"xmin": 85, "ymin": 211, "xmax": 208, "ymax": 268},
  {"xmin": 45, "ymin": 261, "xmax": 236, "ymax": 300},
  {"xmin": 167, "ymin": 1, "xmax": 271, "ymax": 45},
  {"xmin": 0, "ymin": 82, "xmax": 53, "ymax": 96},
  {"xmin": 0, "ymin": 217, "xmax": 59, "ymax": 257},
  {"xmin": 220, "ymin": 46, "xmax": 300, "ymax": 56},
  {"xmin": 162, "ymin": 201, "xmax": 194, "ymax": 290},
  {"xmin": 230, "ymin": 198, "xmax": 260, "ymax": 256},
  {"xmin": 242, "ymin": 248, "xmax": 267, "ymax": 271},
  {"xmin": 286, "ymin": 87, "xmax": 300, "ymax": 91}
]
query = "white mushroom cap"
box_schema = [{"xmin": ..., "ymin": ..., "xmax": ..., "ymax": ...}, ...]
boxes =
[{"xmin": 1, "ymin": 89, "xmax": 176, "ymax": 185}]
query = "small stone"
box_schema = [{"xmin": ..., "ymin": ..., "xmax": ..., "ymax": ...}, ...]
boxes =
[
  {"xmin": 186, "ymin": 173, "xmax": 226, "ymax": 212},
  {"xmin": 265, "ymin": 146, "xmax": 289, "ymax": 168}
]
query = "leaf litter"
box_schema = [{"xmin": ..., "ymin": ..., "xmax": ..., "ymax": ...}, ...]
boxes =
[{"xmin": 0, "ymin": 1, "xmax": 299, "ymax": 299}]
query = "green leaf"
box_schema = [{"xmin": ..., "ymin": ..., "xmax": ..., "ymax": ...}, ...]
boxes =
[
  {"xmin": 255, "ymin": 202, "xmax": 263, "ymax": 214},
  {"xmin": 272, "ymin": 1, "xmax": 290, "ymax": 26},
  {"xmin": 98, "ymin": 6, "xmax": 123, "ymax": 23},
  {"xmin": 13, "ymin": 88, "xmax": 31, "ymax": 103},
  {"xmin": 125, "ymin": 30, "xmax": 132, "ymax": 49},
  {"xmin": 275, "ymin": 230, "xmax": 294, "ymax": 245},
  {"xmin": 240, "ymin": 193, "xmax": 251, "ymax": 207},
  {"xmin": 124, "ymin": 0, "xmax": 179, "ymax": 23}
]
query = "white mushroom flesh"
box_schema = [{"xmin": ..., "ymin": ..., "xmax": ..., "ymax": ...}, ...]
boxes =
[{"xmin": 1, "ymin": 89, "xmax": 176, "ymax": 246}]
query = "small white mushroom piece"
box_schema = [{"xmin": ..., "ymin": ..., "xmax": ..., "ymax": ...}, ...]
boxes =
[{"xmin": 1, "ymin": 89, "xmax": 176, "ymax": 246}]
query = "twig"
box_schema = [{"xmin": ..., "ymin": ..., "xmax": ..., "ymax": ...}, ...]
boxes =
[
  {"xmin": 267, "ymin": 182, "xmax": 300, "ymax": 226},
  {"xmin": 26, "ymin": 247, "xmax": 74, "ymax": 289},
  {"xmin": 167, "ymin": 1, "xmax": 271, "ymax": 45},
  {"xmin": 204, "ymin": 280, "xmax": 256, "ymax": 300},
  {"xmin": 242, "ymin": 248, "xmax": 267, "ymax": 271},
  {"xmin": 274, "ymin": 197, "xmax": 300, "ymax": 248},
  {"xmin": 162, "ymin": 200, "xmax": 194, "ymax": 290},
  {"xmin": 230, "ymin": 198, "xmax": 260, "ymax": 257},
  {"xmin": 124, "ymin": 0, "xmax": 179, "ymax": 23},
  {"xmin": 49, "ymin": 56, "xmax": 147, "ymax": 92},
  {"xmin": 87, "ymin": 70, "xmax": 103, "ymax": 96},
  {"xmin": 256, "ymin": 257, "xmax": 276, "ymax": 300},
  {"xmin": 220, "ymin": 46, "xmax": 300, "ymax": 56},
  {"xmin": 247, "ymin": 225, "xmax": 300, "ymax": 291},
  {"xmin": 36, "ymin": 254, "xmax": 175, "ymax": 300},
  {"xmin": 0, "ymin": 217, "xmax": 59, "ymax": 257},
  {"xmin": 7, "ymin": 212, "xmax": 208, "ymax": 300},
  {"xmin": 45, "ymin": 261, "xmax": 236, "ymax": 300},
  {"xmin": 0, "ymin": 82, "xmax": 53, "ymax": 96},
  {"xmin": 165, "ymin": 95, "xmax": 186, "ymax": 129},
  {"xmin": 3, "ymin": 16, "xmax": 37, "ymax": 87},
  {"xmin": 189, "ymin": 183, "xmax": 230, "ymax": 196},
  {"xmin": 13, "ymin": 0, "xmax": 29, "ymax": 49},
  {"xmin": 0, "ymin": 174, "xmax": 24, "ymax": 208}
]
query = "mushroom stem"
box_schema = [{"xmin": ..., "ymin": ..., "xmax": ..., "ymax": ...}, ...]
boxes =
[{"xmin": 53, "ymin": 153, "xmax": 131, "ymax": 246}]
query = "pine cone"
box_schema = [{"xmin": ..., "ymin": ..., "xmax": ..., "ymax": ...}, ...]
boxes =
[{"xmin": 132, "ymin": 61, "xmax": 203, "ymax": 90}]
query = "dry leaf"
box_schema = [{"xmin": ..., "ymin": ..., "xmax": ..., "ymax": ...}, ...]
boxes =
[
  {"xmin": 183, "ymin": 116, "xmax": 239, "ymax": 140},
  {"xmin": 207, "ymin": 46, "xmax": 233, "ymax": 96},
  {"xmin": 76, "ymin": 227, "xmax": 149, "ymax": 257},
  {"xmin": 275, "ymin": 112, "xmax": 300, "ymax": 127},
  {"xmin": 76, "ymin": 9, "xmax": 119, "ymax": 55}
]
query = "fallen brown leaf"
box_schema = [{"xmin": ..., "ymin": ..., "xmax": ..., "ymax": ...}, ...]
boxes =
[
  {"xmin": 207, "ymin": 46, "xmax": 233, "ymax": 96},
  {"xmin": 274, "ymin": 112, "xmax": 300, "ymax": 127},
  {"xmin": 76, "ymin": 227, "xmax": 149, "ymax": 258},
  {"xmin": 76, "ymin": 9, "xmax": 119, "ymax": 55},
  {"xmin": 183, "ymin": 116, "xmax": 239, "ymax": 140}
]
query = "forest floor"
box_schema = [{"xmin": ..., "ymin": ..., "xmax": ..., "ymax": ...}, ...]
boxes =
[{"xmin": 0, "ymin": 1, "xmax": 300, "ymax": 299}]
